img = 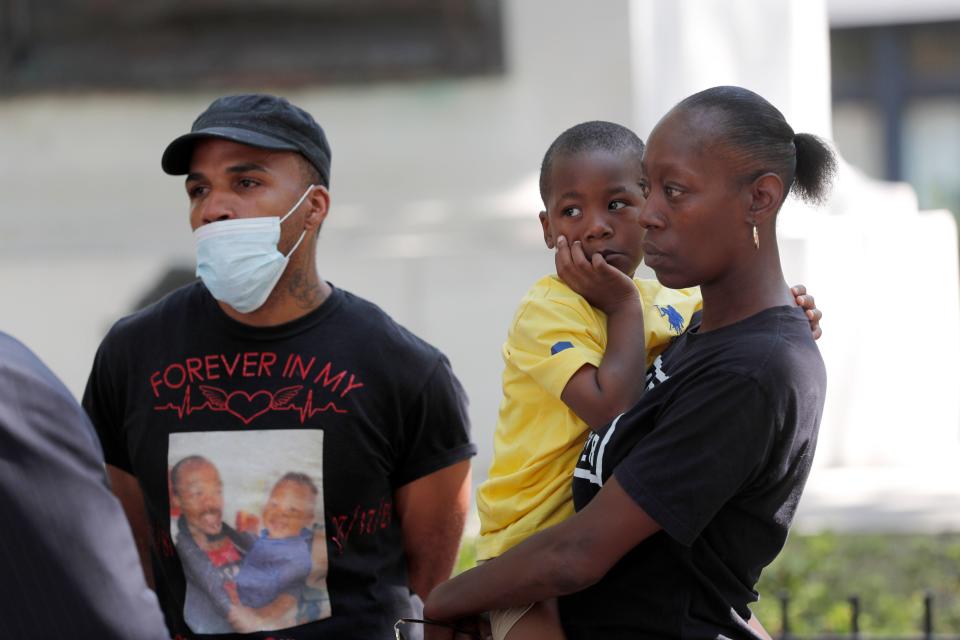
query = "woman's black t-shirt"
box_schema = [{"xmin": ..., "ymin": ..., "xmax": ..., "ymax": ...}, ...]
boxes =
[{"xmin": 561, "ymin": 306, "xmax": 826, "ymax": 639}]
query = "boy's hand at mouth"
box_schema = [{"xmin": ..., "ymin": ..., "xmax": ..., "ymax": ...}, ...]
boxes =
[{"xmin": 555, "ymin": 235, "xmax": 639, "ymax": 315}]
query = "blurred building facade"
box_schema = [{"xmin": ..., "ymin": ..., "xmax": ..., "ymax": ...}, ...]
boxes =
[
  {"xmin": 1, "ymin": 0, "xmax": 958, "ymax": 529},
  {"xmin": 829, "ymin": 0, "xmax": 960, "ymax": 230}
]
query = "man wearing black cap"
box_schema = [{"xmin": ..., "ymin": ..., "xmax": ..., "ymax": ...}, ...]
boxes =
[{"xmin": 83, "ymin": 94, "xmax": 476, "ymax": 639}]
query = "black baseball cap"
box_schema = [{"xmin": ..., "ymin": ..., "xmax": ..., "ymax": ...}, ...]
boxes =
[{"xmin": 161, "ymin": 93, "xmax": 332, "ymax": 186}]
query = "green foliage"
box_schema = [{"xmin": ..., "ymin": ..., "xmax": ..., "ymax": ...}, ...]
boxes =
[
  {"xmin": 455, "ymin": 533, "xmax": 960, "ymax": 635},
  {"xmin": 752, "ymin": 532, "xmax": 960, "ymax": 636},
  {"xmin": 456, "ymin": 535, "xmax": 478, "ymax": 575}
]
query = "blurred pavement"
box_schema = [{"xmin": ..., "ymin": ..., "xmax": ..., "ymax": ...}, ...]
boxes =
[{"xmin": 795, "ymin": 465, "xmax": 960, "ymax": 533}]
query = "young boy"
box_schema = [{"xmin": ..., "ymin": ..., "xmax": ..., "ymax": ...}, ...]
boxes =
[
  {"xmin": 475, "ymin": 121, "xmax": 700, "ymax": 639},
  {"xmin": 234, "ymin": 472, "xmax": 329, "ymax": 630},
  {"xmin": 475, "ymin": 121, "xmax": 812, "ymax": 639}
]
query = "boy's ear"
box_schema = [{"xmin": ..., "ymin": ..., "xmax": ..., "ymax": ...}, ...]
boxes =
[
  {"xmin": 539, "ymin": 210, "xmax": 555, "ymax": 249},
  {"xmin": 746, "ymin": 172, "xmax": 784, "ymax": 226}
]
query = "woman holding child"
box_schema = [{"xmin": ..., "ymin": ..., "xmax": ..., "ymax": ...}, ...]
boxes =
[{"xmin": 423, "ymin": 86, "xmax": 835, "ymax": 639}]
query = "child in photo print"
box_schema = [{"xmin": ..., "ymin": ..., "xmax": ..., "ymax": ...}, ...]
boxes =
[{"xmin": 236, "ymin": 471, "xmax": 331, "ymax": 625}]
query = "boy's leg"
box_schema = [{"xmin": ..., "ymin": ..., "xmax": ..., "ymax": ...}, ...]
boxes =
[{"xmin": 498, "ymin": 599, "xmax": 566, "ymax": 640}]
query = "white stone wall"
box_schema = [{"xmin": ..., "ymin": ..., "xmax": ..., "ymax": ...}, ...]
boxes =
[{"xmin": 2, "ymin": 1, "xmax": 958, "ymax": 508}]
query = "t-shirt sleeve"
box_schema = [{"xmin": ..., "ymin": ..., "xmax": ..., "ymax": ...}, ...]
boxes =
[
  {"xmin": 635, "ymin": 280, "xmax": 703, "ymax": 365},
  {"xmin": 392, "ymin": 355, "xmax": 476, "ymax": 488},
  {"xmin": 81, "ymin": 329, "xmax": 133, "ymax": 473},
  {"xmin": 613, "ymin": 370, "xmax": 775, "ymax": 546},
  {"xmin": 504, "ymin": 295, "xmax": 604, "ymax": 400}
]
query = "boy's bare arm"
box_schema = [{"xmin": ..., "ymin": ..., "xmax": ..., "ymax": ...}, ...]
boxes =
[
  {"xmin": 791, "ymin": 284, "xmax": 823, "ymax": 339},
  {"xmin": 555, "ymin": 236, "xmax": 646, "ymax": 430}
]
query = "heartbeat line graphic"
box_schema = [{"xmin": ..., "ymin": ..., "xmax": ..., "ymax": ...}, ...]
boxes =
[
  {"xmin": 283, "ymin": 389, "xmax": 349, "ymax": 422},
  {"xmin": 154, "ymin": 386, "xmax": 211, "ymax": 418},
  {"xmin": 154, "ymin": 385, "xmax": 347, "ymax": 425}
]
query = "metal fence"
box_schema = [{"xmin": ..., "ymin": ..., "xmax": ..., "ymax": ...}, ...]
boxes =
[{"xmin": 777, "ymin": 593, "xmax": 960, "ymax": 640}]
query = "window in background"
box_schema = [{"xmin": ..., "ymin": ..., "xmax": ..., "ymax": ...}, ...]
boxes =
[
  {"xmin": 0, "ymin": 0, "xmax": 504, "ymax": 94},
  {"xmin": 903, "ymin": 98, "xmax": 960, "ymax": 215},
  {"xmin": 832, "ymin": 101, "xmax": 885, "ymax": 180},
  {"xmin": 831, "ymin": 20, "xmax": 960, "ymax": 218}
]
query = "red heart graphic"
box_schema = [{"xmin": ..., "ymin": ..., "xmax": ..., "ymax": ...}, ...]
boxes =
[{"xmin": 224, "ymin": 390, "xmax": 273, "ymax": 425}]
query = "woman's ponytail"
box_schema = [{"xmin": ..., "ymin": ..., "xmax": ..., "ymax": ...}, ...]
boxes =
[{"xmin": 792, "ymin": 132, "xmax": 837, "ymax": 206}]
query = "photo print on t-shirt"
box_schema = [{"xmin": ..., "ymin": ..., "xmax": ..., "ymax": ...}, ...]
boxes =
[{"xmin": 168, "ymin": 429, "xmax": 331, "ymax": 634}]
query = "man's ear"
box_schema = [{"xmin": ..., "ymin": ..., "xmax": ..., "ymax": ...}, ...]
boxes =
[
  {"xmin": 539, "ymin": 210, "xmax": 555, "ymax": 249},
  {"xmin": 305, "ymin": 185, "xmax": 331, "ymax": 232},
  {"xmin": 747, "ymin": 173, "xmax": 784, "ymax": 226}
]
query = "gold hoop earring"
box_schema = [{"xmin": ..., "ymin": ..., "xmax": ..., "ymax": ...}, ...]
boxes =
[{"xmin": 752, "ymin": 225, "xmax": 760, "ymax": 250}]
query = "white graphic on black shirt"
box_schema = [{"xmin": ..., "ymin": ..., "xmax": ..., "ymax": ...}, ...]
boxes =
[
  {"xmin": 645, "ymin": 354, "xmax": 670, "ymax": 390},
  {"xmin": 574, "ymin": 413, "xmax": 624, "ymax": 487}
]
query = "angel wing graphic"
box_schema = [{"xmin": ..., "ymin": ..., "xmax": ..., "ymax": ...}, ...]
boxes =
[
  {"xmin": 271, "ymin": 385, "xmax": 303, "ymax": 409},
  {"xmin": 198, "ymin": 385, "xmax": 229, "ymax": 410}
]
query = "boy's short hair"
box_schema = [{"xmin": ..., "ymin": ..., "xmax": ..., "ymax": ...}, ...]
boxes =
[
  {"xmin": 539, "ymin": 121, "xmax": 646, "ymax": 203},
  {"xmin": 275, "ymin": 471, "xmax": 319, "ymax": 496}
]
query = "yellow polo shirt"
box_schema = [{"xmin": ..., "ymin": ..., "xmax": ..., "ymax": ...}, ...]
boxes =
[{"xmin": 475, "ymin": 275, "xmax": 702, "ymax": 559}]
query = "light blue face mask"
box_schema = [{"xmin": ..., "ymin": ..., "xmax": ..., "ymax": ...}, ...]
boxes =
[{"xmin": 194, "ymin": 185, "xmax": 316, "ymax": 314}]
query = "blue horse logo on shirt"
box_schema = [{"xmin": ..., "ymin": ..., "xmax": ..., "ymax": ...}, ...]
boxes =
[{"xmin": 654, "ymin": 304, "xmax": 685, "ymax": 335}]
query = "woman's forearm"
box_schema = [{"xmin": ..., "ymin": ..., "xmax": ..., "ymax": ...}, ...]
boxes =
[
  {"xmin": 424, "ymin": 519, "xmax": 598, "ymax": 621},
  {"xmin": 426, "ymin": 476, "xmax": 660, "ymax": 624}
]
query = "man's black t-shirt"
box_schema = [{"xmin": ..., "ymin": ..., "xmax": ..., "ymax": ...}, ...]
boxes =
[
  {"xmin": 83, "ymin": 282, "xmax": 475, "ymax": 639},
  {"xmin": 561, "ymin": 306, "xmax": 825, "ymax": 639}
]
